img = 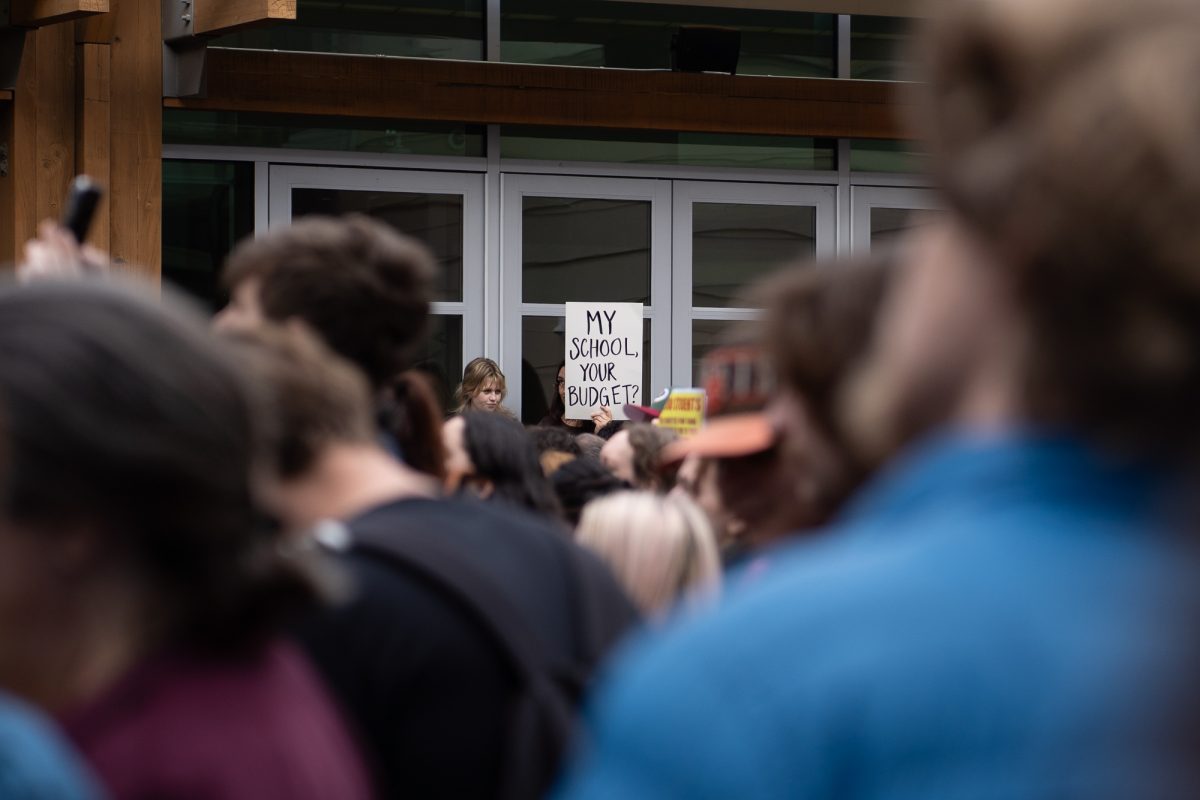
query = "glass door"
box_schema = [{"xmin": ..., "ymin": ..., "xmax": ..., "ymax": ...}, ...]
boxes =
[
  {"xmin": 672, "ymin": 181, "xmax": 836, "ymax": 386},
  {"xmin": 269, "ymin": 165, "xmax": 485, "ymax": 410},
  {"xmin": 501, "ymin": 174, "xmax": 672, "ymax": 423},
  {"xmin": 851, "ymin": 185, "xmax": 940, "ymax": 254}
]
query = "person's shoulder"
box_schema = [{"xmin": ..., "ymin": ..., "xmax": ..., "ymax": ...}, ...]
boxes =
[{"xmin": 0, "ymin": 695, "xmax": 102, "ymax": 799}]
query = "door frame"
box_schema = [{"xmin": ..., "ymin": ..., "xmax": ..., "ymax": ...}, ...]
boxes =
[
  {"xmin": 670, "ymin": 181, "xmax": 837, "ymax": 387},
  {"xmin": 267, "ymin": 164, "xmax": 488, "ymax": 367},
  {"xmin": 850, "ymin": 185, "xmax": 940, "ymax": 254},
  {"xmin": 499, "ymin": 173, "xmax": 673, "ymax": 417}
]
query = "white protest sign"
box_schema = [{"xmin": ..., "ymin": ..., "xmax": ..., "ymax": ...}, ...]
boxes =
[{"xmin": 565, "ymin": 302, "xmax": 644, "ymax": 421}]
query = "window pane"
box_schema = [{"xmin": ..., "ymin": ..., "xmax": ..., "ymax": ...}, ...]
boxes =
[
  {"xmin": 212, "ymin": 0, "xmax": 484, "ymax": 59},
  {"xmin": 692, "ymin": 203, "xmax": 815, "ymax": 308},
  {"xmin": 869, "ymin": 207, "xmax": 939, "ymax": 249},
  {"xmin": 521, "ymin": 316, "xmax": 652, "ymax": 425},
  {"xmin": 503, "ymin": 1, "xmax": 834, "ymax": 78},
  {"xmin": 850, "ymin": 15, "xmax": 915, "ymax": 81},
  {"xmin": 292, "ymin": 188, "xmax": 465, "ymax": 302},
  {"xmin": 163, "ymin": 160, "xmax": 255, "ymax": 310},
  {"xmin": 413, "ymin": 315, "xmax": 464, "ymax": 413},
  {"xmin": 164, "ymin": 110, "xmax": 485, "ymax": 158},
  {"xmin": 521, "ymin": 196, "xmax": 652, "ymax": 305},
  {"xmin": 849, "ymin": 139, "xmax": 927, "ymax": 174},
  {"xmin": 502, "ymin": 126, "xmax": 835, "ymax": 171}
]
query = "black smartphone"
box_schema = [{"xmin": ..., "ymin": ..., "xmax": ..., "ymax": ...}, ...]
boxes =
[{"xmin": 62, "ymin": 176, "xmax": 104, "ymax": 244}]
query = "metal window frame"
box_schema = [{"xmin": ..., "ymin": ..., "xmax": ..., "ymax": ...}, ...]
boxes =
[
  {"xmin": 670, "ymin": 180, "xmax": 836, "ymax": 386},
  {"xmin": 849, "ymin": 184, "xmax": 940, "ymax": 253},
  {"xmin": 265, "ymin": 163, "xmax": 489, "ymax": 364},
  {"xmin": 499, "ymin": 173, "xmax": 673, "ymax": 416}
]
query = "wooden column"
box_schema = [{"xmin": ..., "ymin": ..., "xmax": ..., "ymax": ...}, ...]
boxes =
[
  {"xmin": 0, "ymin": 25, "xmax": 76, "ymax": 266},
  {"xmin": 76, "ymin": 42, "xmax": 111, "ymax": 253},
  {"xmin": 107, "ymin": 0, "xmax": 161, "ymax": 278}
]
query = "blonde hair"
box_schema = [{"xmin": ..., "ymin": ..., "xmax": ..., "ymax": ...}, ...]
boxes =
[
  {"xmin": 454, "ymin": 357, "xmax": 507, "ymax": 413},
  {"xmin": 577, "ymin": 491, "xmax": 721, "ymax": 616}
]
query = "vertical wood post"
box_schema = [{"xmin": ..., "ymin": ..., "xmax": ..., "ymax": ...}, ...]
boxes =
[{"xmin": 108, "ymin": 0, "xmax": 162, "ymax": 278}]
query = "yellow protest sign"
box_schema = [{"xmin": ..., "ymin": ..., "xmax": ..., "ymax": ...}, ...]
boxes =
[{"xmin": 656, "ymin": 389, "xmax": 706, "ymax": 438}]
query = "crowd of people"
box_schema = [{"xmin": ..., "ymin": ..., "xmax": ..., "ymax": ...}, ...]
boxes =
[{"xmin": 5, "ymin": 0, "xmax": 1200, "ymax": 797}]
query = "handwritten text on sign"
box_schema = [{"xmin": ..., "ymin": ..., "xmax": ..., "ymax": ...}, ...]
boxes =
[{"xmin": 565, "ymin": 302, "xmax": 643, "ymax": 421}]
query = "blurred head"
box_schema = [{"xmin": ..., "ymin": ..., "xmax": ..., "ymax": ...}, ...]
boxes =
[
  {"xmin": 551, "ymin": 457, "xmax": 629, "ymax": 529},
  {"xmin": 455, "ymin": 357, "xmax": 507, "ymax": 413},
  {"xmin": 217, "ymin": 215, "xmax": 436, "ymax": 391},
  {"xmin": 850, "ymin": 0, "xmax": 1200, "ymax": 464},
  {"xmin": 0, "ymin": 281, "xmax": 319, "ymax": 705},
  {"xmin": 223, "ymin": 323, "xmax": 386, "ymax": 530},
  {"xmin": 600, "ymin": 424, "xmax": 679, "ymax": 492},
  {"xmin": 527, "ymin": 426, "xmax": 582, "ymax": 458},
  {"xmin": 575, "ymin": 433, "xmax": 605, "ymax": 461},
  {"xmin": 576, "ymin": 491, "xmax": 721, "ymax": 616},
  {"xmin": 443, "ymin": 412, "xmax": 563, "ymax": 519}
]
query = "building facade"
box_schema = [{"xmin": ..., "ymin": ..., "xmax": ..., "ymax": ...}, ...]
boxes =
[{"xmin": 2, "ymin": 0, "xmax": 933, "ymax": 419}]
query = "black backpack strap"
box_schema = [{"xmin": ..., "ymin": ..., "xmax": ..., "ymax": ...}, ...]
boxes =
[{"xmin": 347, "ymin": 518, "xmax": 577, "ymax": 800}]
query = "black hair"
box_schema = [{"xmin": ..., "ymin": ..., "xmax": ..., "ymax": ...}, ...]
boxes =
[
  {"xmin": 526, "ymin": 426, "xmax": 581, "ymax": 457},
  {"xmin": 0, "ymin": 279, "xmax": 320, "ymax": 655},
  {"xmin": 551, "ymin": 457, "xmax": 629, "ymax": 529},
  {"xmin": 459, "ymin": 411, "xmax": 563, "ymax": 520}
]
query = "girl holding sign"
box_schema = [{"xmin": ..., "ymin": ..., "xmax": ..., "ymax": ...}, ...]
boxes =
[{"xmin": 539, "ymin": 363, "xmax": 619, "ymax": 438}]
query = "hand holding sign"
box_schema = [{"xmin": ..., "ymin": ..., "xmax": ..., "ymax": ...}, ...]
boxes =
[{"xmin": 565, "ymin": 302, "xmax": 643, "ymax": 421}]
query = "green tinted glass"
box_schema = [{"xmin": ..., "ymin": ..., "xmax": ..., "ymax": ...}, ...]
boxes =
[
  {"xmin": 521, "ymin": 196, "xmax": 652, "ymax": 305},
  {"xmin": 164, "ymin": 110, "xmax": 485, "ymax": 157},
  {"xmin": 503, "ymin": 127, "xmax": 835, "ymax": 171},
  {"xmin": 414, "ymin": 315, "xmax": 465, "ymax": 413},
  {"xmin": 691, "ymin": 202, "xmax": 815, "ymax": 308},
  {"xmin": 503, "ymin": 0, "xmax": 834, "ymax": 77},
  {"xmin": 849, "ymin": 139, "xmax": 927, "ymax": 174},
  {"xmin": 162, "ymin": 160, "xmax": 255, "ymax": 310},
  {"xmin": 850, "ymin": 15, "xmax": 915, "ymax": 81},
  {"xmin": 212, "ymin": 0, "xmax": 484, "ymax": 59}
]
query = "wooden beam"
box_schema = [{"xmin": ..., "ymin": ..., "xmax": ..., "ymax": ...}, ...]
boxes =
[
  {"xmin": 605, "ymin": 0, "xmax": 933, "ymax": 16},
  {"xmin": 165, "ymin": 49, "xmax": 908, "ymax": 140},
  {"xmin": 0, "ymin": 90, "xmax": 12, "ymax": 102},
  {"xmin": 10, "ymin": 0, "xmax": 109, "ymax": 27},
  {"xmin": 193, "ymin": 0, "xmax": 296, "ymax": 35}
]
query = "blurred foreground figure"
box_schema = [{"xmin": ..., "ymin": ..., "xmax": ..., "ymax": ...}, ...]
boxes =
[
  {"xmin": 216, "ymin": 215, "xmax": 447, "ymax": 479},
  {"xmin": 667, "ymin": 258, "xmax": 890, "ymax": 566},
  {"xmin": 233, "ymin": 326, "xmax": 638, "ymax": 800},
  {"xmin": 0, "ymin": 694, "xmax": 102, "ymax": 799},
  {"xmin": 0, "ymin": 282, "xmax": 368, "ymax": 799},
  {"xmin": 557, "ymin": 1, "xmax": 1200, "ymax": 798}
]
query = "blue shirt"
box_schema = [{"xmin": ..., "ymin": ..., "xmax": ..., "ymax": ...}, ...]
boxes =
[
  {"xmin": 557, "ymin": 431, "xmax": 1200, "ymax": 799},
  {"xmin": 0, "ymin": 694, "xmax": 101, "ymax": 799}
]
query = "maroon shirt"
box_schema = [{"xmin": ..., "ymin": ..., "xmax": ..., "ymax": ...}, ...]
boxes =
[{"xmin": 62, "ymin": 640, "xmax": 371, "ymax": 800}]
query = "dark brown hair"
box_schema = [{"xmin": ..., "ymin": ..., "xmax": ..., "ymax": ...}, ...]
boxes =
[
  {"xmin": 625, "ymin": 423, "xmax": 679, "ymax": 492},
  {"xmin": 224, "ymin": 324, "xmax": 377, "ymax": 480},
  {"xmin": 223, "ymin": 214, "xmax": 436, "ymax": 390},
  {"xmin": 916, "ymin": 0, "xmax": 1200, "ymax": 459},
  {"xmin": 0, "ymin": 280, "xmax": 320, "ymax": 655},
  {"xmin": 756, "ymin": 257, "xmax": 893, "ymax": 454}
]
